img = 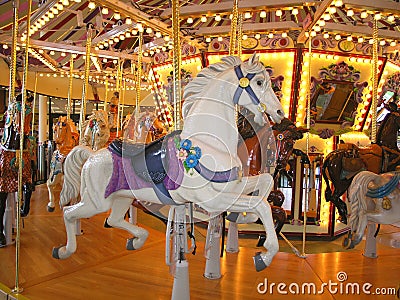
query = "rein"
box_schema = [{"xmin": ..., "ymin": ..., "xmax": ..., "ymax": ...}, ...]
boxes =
[{"xmin": 366, "ymin": 173, "xmax": 399, "ymax": 198}]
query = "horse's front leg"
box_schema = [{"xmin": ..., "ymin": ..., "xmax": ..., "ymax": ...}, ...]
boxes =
[{"xmin": 47, "ymin": 172, "xmax": 63, "ymax": 212}]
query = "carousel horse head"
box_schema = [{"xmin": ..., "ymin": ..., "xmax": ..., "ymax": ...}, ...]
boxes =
[
  {"xmin": 53, "ymin": 116, "xmax": 79, "ymax": 155},
  {"xmin": 81, "ymin": 110, "xmax": 110, "ymax": 151},
  {"xmin": 123, "ymin": 111, "xmax": 166, "ymax": 143},
  {"xmin": 345, "ymin": 171, "xmax": 400, "ymax": 249},
  {"xmin": 182, "ymin": 53, "xmax": 284, "ymax": 127}
]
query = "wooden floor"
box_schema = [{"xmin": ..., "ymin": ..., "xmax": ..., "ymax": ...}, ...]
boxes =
[{"xmin": 0, "ymin": 184, "xmax": 399, "ymax": 300}]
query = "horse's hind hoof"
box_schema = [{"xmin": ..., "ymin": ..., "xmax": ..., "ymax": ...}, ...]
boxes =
[
  {"xmin": 253, "ymin": 252, "xmax": 267, "ymax": 272},
  {"xmin": 47, "ymin": 205, "xmax": 55, "ymax": 213},
  {"xmin": 52, "ymin": 247, "xmax": 61, "ymax": 259},
  {"xmin": 126, "ymin": 238, "xmax": 136, "ymax": 250}
]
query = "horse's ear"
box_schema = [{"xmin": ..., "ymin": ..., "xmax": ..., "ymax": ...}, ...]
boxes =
[{"xmin": 247, "ymin": 53, "xmax": 259, "ymax": 66}]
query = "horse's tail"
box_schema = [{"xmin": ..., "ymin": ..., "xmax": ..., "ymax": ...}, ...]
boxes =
[
  {"xmin": 60, "ymin": 145, "xmax": 94, "ymax": 208},
  {"xmin": 348, "ymin": 171, "xmax": 378, "ymax": 246},
  {"xmin": 322, "ymin": 155, "xmax": 334, "ymax": 202}
]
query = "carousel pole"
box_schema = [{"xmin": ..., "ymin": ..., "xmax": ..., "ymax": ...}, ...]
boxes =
[
  {"xmin": 31, "ymin": 72, "xmax": 38, "ymax": 136},
  {"xmin": 79, "ymin": 24, "xmax": 93, "ymax": 141},
  {"xmin": 120, "ymin": 81, "xmax": 126, "ymax": 130},
  {"xmin": 221, "ymin": 0, "xmax": 241, "ymax": 259},
  {"xmin": 172, "ymin": 0, "xmax": 181, "ymax": 131},
  {"xmin": 67, "ymin": 56, "xmax": 74, "ymax": 121},
  {"xmin": 169, "ymin": 0, "xmax": 190, "ymax": 299},
  {"xmin": 370, "ymin": 19, "xmax": 379, "ymax": 143},
  {"xmin": 7, "ymin": 0, "xmax": 19, "ymax": 106},
  {"xmin": 116, "ymin": 60, "xmax": 122, "ymax": 136},
  {"xmin": 300, "ymin": 31, "xmax": 313, "ymax": 259},
  {"xmin": 104, "ymin": 80, "xmax": 108, "ymax": 111},
  {"xmin": 13, "ymin": 0, "xmax": 32, "ymax": 294},
  {"xmin": 135, "ymin": 31, "xmax": 143, "ymax": 116}
]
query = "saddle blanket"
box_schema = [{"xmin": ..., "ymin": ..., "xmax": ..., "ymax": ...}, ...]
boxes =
[{"xmin": 104, "ymin": 136, "xmax": 184, "ymax": 198}]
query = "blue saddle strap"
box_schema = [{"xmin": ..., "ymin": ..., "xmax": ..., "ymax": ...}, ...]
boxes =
[
  {"xmin": 194, "ymin": 162, "xmax": 239, "ymax": 182},
  {"xmin": 366, "ymin": 174, "xmax": 399, "ymax": 198}
]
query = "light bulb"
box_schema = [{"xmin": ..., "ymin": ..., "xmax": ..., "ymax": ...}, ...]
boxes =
[
  {"xmin": 187, "ymin": 17, "xmax": 193, "ymax": 24},
  {"xmin": 114, "ymin": 12, "xmax": 121, "ymax": 20},
  {"xmin": 201, "ymin": 16, "xmax": 207, "ymax": 22},
  {"xmin": 347, "ymin": 9, "xmax": 354, "ymax": 17},
  {"xmin": 101, "ymin": 7, "xmax": 108, "ymax": 14},
  {"xmin": 215, "ymin": 14, "xmax": 221, "ymax": 21},
  {"xmin": 244, "ymin": 12, "xmax": 252, "ymax": 19},
  {"xmin": 292, "ymin": 8, "xmax": 298, "ymax": 15},
  {"xmin": 358, "ymin": 37, "xmax": 364, "ymax": 43},
  {"xmin": 260, "ymin": 11, "xmax": 266, "ymax": 18},
  {"xmin": 88, "ymin": 2, "xmax": 95, "ymax": 9},
  {"xmin": 360, "ymin": 11, "xmax": 368, "ymax": 18},
  {"xmin": 276, "ymin": 9, "xmax": 282, "ymax": 17}
]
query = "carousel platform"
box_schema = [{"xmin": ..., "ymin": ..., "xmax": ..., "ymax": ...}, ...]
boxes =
[{"xmin": 0, "ymin": 184, "xmax": 399, "ymax": 300}]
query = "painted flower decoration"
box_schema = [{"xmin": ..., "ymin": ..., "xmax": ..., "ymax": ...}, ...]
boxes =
[
  {"xmin": 175, "ymin": 137, "xmax": 202, "ymax": 173},
  {"xmin": 180, "ymin": 139, "xmax": 192, "ymax": 151}
]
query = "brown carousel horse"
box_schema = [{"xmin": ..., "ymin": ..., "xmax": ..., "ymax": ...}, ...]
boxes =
[
  {"xmin": 46, "ymin": 116, "xmax": 79, "ymax": 212},
  {"xmin": 232, "ymin": 109, "xmax": 308, "ymax": 233},
  {"xmin": 0, "ymin": 94, "xmax": 35, "ymax": 247},
  {"xmin": 322, "ymin": 103, "xmax": 400, "ymax": 224}
]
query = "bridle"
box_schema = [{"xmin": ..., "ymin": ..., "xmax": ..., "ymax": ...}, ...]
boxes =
[{"xmin": 233, "ymin": 65, "xmax": 267, "ymax": 113}]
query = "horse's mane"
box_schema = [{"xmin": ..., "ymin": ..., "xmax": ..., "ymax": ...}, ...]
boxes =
[
  {"xmin": 182, "ymin": 55, "xmax": 266, "ymax": 119},
  {"xmin": 348, "ymin": 171, "xmax": 379, "ymax": 241}
]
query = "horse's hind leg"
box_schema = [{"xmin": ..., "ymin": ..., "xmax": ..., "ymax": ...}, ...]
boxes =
[
  {"xmin": 105, "ymin": 196, "xmax": 149, "ymax": 250},
  {"xmin": 53, "ymin": 192, "xmax": 110, "ymax": 259}
]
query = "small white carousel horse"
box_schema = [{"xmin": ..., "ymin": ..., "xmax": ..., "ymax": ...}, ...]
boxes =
[
  {"xmin": 46, "ymin": 116, "xmax": 79, "ymax": 212},
  {"xmin": 80, "ymin": 109, "xmax": 110, "ymax": 151},
  {"xmin": 343, "ymin": 170, "xmax": 400, "ymax": 257},
  {"xmin": 55, "ymin": 54, "xmax": 285, "ymax": 272}
]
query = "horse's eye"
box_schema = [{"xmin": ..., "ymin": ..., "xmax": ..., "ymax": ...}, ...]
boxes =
[{"xmin": 257, "ymin": 80, "xmax": 263, "ymax": 86}]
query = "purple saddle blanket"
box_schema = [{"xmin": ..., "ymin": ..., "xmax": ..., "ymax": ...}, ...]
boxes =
[{"xmin": 104, "ymin": 137, "xmax": 184, "ymax": 198}]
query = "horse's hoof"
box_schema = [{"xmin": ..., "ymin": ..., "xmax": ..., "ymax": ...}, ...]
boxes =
[
  {"xmin": 126, "ymin": 238, "xmax": 136, "ymax": 250},
  {"xmin": 47, "ymin": 206, "xmax": 55, "ymax": 213},
  {"xmin": 226, "ymin": 212, "xmax": 239, "ymax": 222},
  {"xmin": 253, "ymin": 252, "xmax": 267, "ymax": 272},
  {"xmin": 104, "ymin": 218, "xmax": 112, "ymax": 228},
  {"xmin": 342, "ymin": 237, "xmax": 351, "ymax": 249},
  {"xmin": 52, "ymin": 247, "xmax": 61, "ymax": 259}
]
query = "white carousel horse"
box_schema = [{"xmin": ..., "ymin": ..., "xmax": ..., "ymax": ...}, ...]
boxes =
[
  {"xmin": 343, "ymin": 170, "xmax": 400, "ymax": 257},
  {"xmin": 46, "ymin": 111, "xmax": 109, "ymax": 212},
  {"xmin": 80, "ymin": 109, "xmax": 110, "ymax": 151},
  {"xmin": 46, "ymin": 116, "xmax": 79, "ymax": 212},
  {"xmin": 55, "ymin": 54, "xmax": 285, "ymax": 272}
]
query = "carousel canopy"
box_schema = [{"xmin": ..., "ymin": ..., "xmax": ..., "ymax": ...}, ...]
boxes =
[{"xmin": 0, "ymin": 0, "xmax": 399, "ymax": 105}]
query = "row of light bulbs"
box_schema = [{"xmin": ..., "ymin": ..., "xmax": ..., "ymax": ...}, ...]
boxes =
[
  {"xmin": 185, "ymin": 7, "xmax": 303, "ymax": 24},
  {"xmin": 22, "ymin": 0, "xmax": 77, "ymax": 39}
]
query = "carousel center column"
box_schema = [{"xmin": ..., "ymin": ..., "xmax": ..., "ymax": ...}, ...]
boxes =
[{"xmin": 37, "ymin": 94, "xmax": 48, "ymax": 183}]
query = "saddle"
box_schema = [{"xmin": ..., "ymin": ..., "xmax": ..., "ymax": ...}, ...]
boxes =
[{"xmin": 109, "ymin": 130, "xmax": 181, "ymax": 184}]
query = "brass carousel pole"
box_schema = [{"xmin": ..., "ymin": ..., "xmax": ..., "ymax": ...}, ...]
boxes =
[
  {"xmin": 236, "ymin": 13, "xmax": 243, "ymax": 58},
  {"xmin": 67, "ymin": 56, "xmax": 74, "ymax": 121},
  {"xmin": 79, "ymin": 25, "xmax": 93, "ymax": 140},
  {"xmin": 229, "ymin": 0, "xmax": 239, "ymax": 56},
  {"xmin": 370, "ymin": 20, "xmax": 378, "ymax": 143},
  {"xmin": 31, "ymin": 72, "xmax": 38, "ymax": 136},
  {"xmin": 172, "ymin": 0, "xmax": 181, "ymax": 130},
  {"xmin": 135, "ymin": 31, "xmax": 143, "ymax": 116},
  {"xmin": 120, "ymin": 80, "xmax": 126, "ymax": 130},
  {"xmin": 104, "ymin": 79, "xmax": 108, "ymax": 111},
  {"xmin": 13, "ymin": 0, "xmax": 32, "ymax": 293},
  {"xmin": 300, "ymin": 31, "xmax": 313, "ymax": 259},
  {"xmin": 116, "ymin": 60, "xmax": 123, "ymax": 136}
]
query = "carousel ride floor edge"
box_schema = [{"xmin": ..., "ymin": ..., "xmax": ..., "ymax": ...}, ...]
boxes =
[{"xmin": 0, "ymin": 184, "xmax": 399, "ymax": 300}]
